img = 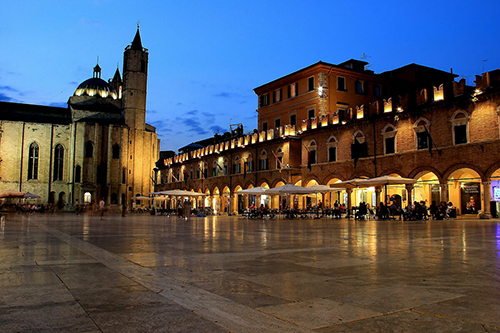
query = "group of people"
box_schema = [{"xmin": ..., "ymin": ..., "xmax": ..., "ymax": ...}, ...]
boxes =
[
  {"xmin": 429, "ymin": 201, "xmax": 456, "ymax": 220},
  {"xmin": 351, "ymin": 200, "xmax": 457, "ymax": 221},
  {"xmin": 176, "ymin": 199, "xmax": 192, "ymax": 219}
]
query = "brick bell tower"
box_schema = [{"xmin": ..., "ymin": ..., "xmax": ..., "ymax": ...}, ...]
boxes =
[
  {"xmin": 122, "ymin": 26, "xmax": 148, "ymax": 130},
  {"xmin": 122, "ymin": 25, "xmax": 156, "ymax": 199}
]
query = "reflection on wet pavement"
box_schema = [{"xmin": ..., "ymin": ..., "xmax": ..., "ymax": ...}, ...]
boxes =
[{"xmin": 0, "ymin": 213, "xmax": 499, "ymax": 332}]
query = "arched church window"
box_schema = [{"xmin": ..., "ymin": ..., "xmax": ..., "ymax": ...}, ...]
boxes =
[
  {"xmin": 85, "ymin": 141, "xmax": 94, "ymax": 158},
  {"xmin": 28, "ymin": 142, "xmax": 39, "ymax": 180},
  {"xmin": 53, "ymin": 144, "xmax": 64, "ymax": 181}
]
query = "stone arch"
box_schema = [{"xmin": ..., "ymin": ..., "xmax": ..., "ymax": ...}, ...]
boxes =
[
  {"xmin": 443, "ymin": 163, "xmax": 485, "ymax": 182},
  {"xmin": 243, "ymin": 180, "xmax": 256, "ymax": 189},
  {"xmin": 381, "ymin": 123, "xmax": 397, "ymax": 133},
  {"xmin": 450, "ymin": 109, "xmax": 469, "ymax": 122},
  {"xmin": 413, "ymin": 117, "xmax": 430, "ymax": 128},
  {"xmin": 258, "ymin": 179, "xmax": 271, "ymax": 188},
  {"xmin": 376, "ymin": 169, "xmax": 407, "ymax": 179},
  {"xmin": 270, "ymin": 177, "xmax": 287, "ymax": 188},
  {"xmin": 409, "ymin": 166, "xmax": 444, "ymax": 183},
  {"xmin": 352, "ymin": 130, "xmax": 366, "ymax": 143},
  {"xmin": 302, "ymin": 176, "xmax": 321, "ymax": 186},
  {"xmin": 327, "ymin": 135, "xmax": 337, "ymax": 143},
  {"xmin": 485, "ymin": 161, "xmax": 500, "ymax": 179}
]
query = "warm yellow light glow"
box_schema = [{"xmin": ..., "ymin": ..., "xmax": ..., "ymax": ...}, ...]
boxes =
[{"xmin": 384, "ymin": 98, "xmax": 392, "ymax": 113}]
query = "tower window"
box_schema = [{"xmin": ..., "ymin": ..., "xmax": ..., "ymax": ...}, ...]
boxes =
[
  {"xmin": 85, "ymin": 141, "xmax": 94, "ymax": 158},
  {"xmin": 112, "ymin": 144, "xmax": 120, "ymax": 159},
  {"xmin": 75, "ymin": 165, "xmax": 81, "ymax": 183}
]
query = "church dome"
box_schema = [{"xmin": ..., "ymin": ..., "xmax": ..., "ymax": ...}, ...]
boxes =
[
  {"xmin": 74, "ymin": 78, "xmax": 118, "ymax": 99},
  {"xmin": 73, "ymin": 63, "xmax": 118, "ymax": 99}
]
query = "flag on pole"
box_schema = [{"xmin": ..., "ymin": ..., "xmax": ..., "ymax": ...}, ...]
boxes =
[
  {"xmin": 272, "ymin": 150, "xmax": 282, "ymax": 172},
  {"xmin": 302, "ymin": 143, "xmax": 311, "ymax": 172},
  {"xmin": 171, "ymin": 173, "xmax": 179, "ymax": 182},
  {"xmin": 242, "ymin": 157, "xmax": 247, "ymax": 179},
  {"xmin": 423, "ymin": 124, "xmax": 441, "ymax": 157}
]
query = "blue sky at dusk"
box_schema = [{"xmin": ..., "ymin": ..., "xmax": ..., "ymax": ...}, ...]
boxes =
[{"xmin": 2, "ymin": 1, "xmax": 500, "ymax": 151}]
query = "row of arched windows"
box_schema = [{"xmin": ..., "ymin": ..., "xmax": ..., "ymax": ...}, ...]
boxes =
[
  {"xmin": 27, "ymin": 141, "xmax": 121, "ymax": 182},
  {"xmin": 28, "ymin": 143, "xmax": 66, "ymax": 181}
]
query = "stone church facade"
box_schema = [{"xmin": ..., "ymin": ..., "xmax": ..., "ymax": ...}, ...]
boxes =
[{"xmin": 0, "ymin": 28, "xmax": 159, "ymax": 209}]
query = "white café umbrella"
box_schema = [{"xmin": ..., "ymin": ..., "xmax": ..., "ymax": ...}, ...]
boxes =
[
  {"xmin": 236, "ymin": 187, "xmax": 269, "ymax": 195},
  {"xmin": 266, "ymin": 184, "xmax": 316, "ymax": 212},
  {"xmin": 158, "ymin": 189, "xmax": 204, "ymax": 197},
  {"xmin": 306, "ymin": 185, "xmax": 343, "ymax": 209},
  {"xmin": 355, "ymin": 175, "xmax": 417, "ymax": 187},
  {"xmin": 307, "ymin": 184, "xmax": 343, "ymax": 193},
  {"xmin": 0, "ymin": 189, "xmax": 25, "ymax": 198},
  {"xmin": 356, "ymin": 175, "xmax": 417, "ymax": 206},
  {"xmin": 266, "ymin": 184, "xmax": 316, "ymax": 195},
  {"xmin": 329, "ymin": 178, "xmax": 369, "ymax": 189},
  {"xmin": 131, "ymin": 196, "xmax": 152, "ymax": 200}
]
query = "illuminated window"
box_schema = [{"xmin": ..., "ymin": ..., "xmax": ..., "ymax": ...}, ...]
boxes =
[
  {"xmin": 273, "ymin": 88, "xmax": 282, "ymax": 103},
  {"xmin": 288, "ymin": 82, "xmax": 298, "ymax": 98}
]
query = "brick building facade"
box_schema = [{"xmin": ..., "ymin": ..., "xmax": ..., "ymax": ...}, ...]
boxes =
[{"xmin": 156, "ymin": 61, "xmax": 500, "ymax": 217}]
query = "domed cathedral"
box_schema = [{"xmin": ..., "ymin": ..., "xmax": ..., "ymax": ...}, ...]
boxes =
[{"xmin": 0, "ymin": 27, "xmax": 160, "ymax": 209}]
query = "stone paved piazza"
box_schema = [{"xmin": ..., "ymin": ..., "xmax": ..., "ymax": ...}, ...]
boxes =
[{"xmin": 1, "ymin": 213, "xmax": 499, "ymax": 332}]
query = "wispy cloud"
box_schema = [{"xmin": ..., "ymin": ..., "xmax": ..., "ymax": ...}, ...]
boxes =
[
  {"xmin": 0, "ymin": 86, "xmax": 20, "ymax": 102},
  {"xmin": 209, "ymin": 125, "xmax": 225, "ymax": 134},
  {"xmin": 215, "ymin": 92, "xmax": 239, "ymax": 98},
  {"xmin": 0, "ymin": 92, "xmax": 16, "ymax": 102}
]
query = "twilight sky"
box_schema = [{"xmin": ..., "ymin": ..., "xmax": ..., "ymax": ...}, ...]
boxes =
[{"xmin": 2, "ymin": 1, "xmax": 500, "ymax": 151}]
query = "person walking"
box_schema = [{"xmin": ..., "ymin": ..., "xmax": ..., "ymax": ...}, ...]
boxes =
[{"xmin": 99, "ymin": 198, "xmax": 105, "ymax": 220}]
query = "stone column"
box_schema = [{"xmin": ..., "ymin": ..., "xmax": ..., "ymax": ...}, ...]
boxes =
[
  {"xmin": 375, "ymin": 186, "xmax": 382, "ymax": 207},
  {"xmin": 405, "ymin": 184, "xmax": 414, "ymax": 205},
  {"xmin": 482, "ymin": 181, "xmax": 492, "ymax": 218},
  {"xmin": 440, "ymin": 183, "xmax": 448, "ymax": 203},
  {"xmin": 346, "ymin": 188, "xmax": 352, "ymax": 217}
]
